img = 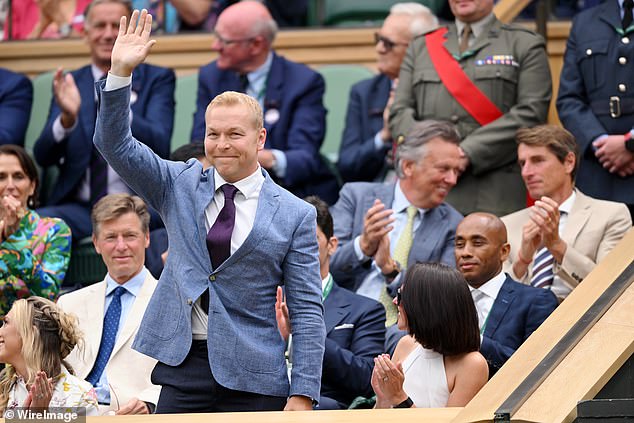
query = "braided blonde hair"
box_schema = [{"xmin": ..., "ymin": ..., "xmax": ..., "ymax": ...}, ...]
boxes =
[{"xmin": 0, "ymin": 297, "xmax": 83, "ymax": 413}]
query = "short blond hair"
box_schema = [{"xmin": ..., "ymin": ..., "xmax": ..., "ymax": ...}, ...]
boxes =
[
  {"xmin": 206, "ymin": 91, "xmax": 263, "ymax": 131},
  {"xmin": 91, "ymin": 194, "xmax": 150, "ymax": 236}
]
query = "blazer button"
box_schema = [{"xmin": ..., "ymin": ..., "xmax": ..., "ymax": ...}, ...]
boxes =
[
  {"xmin": 187, "ymin": 298, "xmax": 193, "ymax": 305},
  {"xmin": 619, "ymin": 83, "xmax": 627, "ymax": 92},
  {"xmin": 620, "ymin": 57, "xmax": 628, "ymax": 65},
  {"xmin": 623, "ymin": 36, "xmax": 630, "ymax": 44},
  {"xmin": 585, "ymin": 48, "xmax": 592, "ymax": 56},
  {"xmin": 209, "ymin": 275, "xmax": 216, "ymax": 282}
]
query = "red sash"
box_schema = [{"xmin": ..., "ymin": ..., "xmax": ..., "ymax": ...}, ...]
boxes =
[{"xmin": 425, "ymin": 27, "xmax": 503, "ymax": 126}]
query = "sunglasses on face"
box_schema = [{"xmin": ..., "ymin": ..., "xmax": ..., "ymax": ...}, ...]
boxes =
[{"xmin": 374, "ymin": 32, "xmax": 408, "ymax": 51}]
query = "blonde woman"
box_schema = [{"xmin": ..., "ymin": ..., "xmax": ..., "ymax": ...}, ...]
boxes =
[{"xmin": 0, "ymin": 297, "xmax": 98, "ymax": 415}]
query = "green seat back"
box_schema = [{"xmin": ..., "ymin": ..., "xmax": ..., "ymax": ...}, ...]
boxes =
[
  {"xmin": 171, "ymin": 73, "xmax": 198, "ymax": 153},
  {"xmin": 308, "ymin": 0, "xmax": 445, "ymax": 26},
  {"xmin": 24, "ymin": 71, "xmax": 54, "ymax": 155},
  {"xmin": 318, "ymin": 64, "xmax": 374, "ymax": 163}
]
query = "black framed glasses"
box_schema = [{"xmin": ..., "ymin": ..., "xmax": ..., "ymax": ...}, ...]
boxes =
[
  {"xmin": 213, "ymin": 32, "xmax": 256, "ymax": 47},
  {"xmin": 396, "ymin": 287, "xmax": 402, "ymax": 306},
  {"xmin": 374, "ymin": 32, "xmax": 409, "ymax": 51}
]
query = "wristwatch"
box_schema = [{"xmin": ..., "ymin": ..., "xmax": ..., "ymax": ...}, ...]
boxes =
[
  {"xmin": 393, "ymin": 396, "xmax": 414, "ymax": 408},
  {"xmin": 382, "ymin": 261, "xmax": 402, "ymax": 280},
  {"xmin": 624, "ymin": 131, "xmax": 634, "ymax": 152}
]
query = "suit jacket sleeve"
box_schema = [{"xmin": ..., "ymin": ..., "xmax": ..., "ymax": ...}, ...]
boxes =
[
  {"xmin": 338, "ymin": 82, "xmax": 387, "ymax": 182},
  {"xmin": 556, "ymin": 15, "xmax": 607, "ymax": 153},
  {"xmin": 481, "ymin": 288, "xmax": 557, "ymax": 371},
  {"xmin": 329, "ymin": 184, "xmax": 369, "ymax": 290},
  {"xmin": 0, "ymin": 71, "xmax": 32, "ymax": 146},
  {"xmin": 278, "ymin": 71, "xmax": 327, "ymax": 188},
  {"xmin": 460, "ymin": 31, "xmax": 551, "ymax": 176},
  {"xmin": 322, "ymin": 300, "xmax": 385, "ymax": 398},
  {"xmin": 284, "ymin": 208, "xmax": 327, "ymax": 402},
  {"xmin": 130, "ymin": 67, "xmax": 175, "ymax": 159},
  {"xmin": 555, "ymin": 203, "xmax": 632, "ymax": 286}
]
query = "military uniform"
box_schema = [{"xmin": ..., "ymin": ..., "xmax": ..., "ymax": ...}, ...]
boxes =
[
  {"xmin": 557, "ymin": 0, "xmax": 634, "ymax": 207},
  {"xmin": 389, "ymin": 15, "xmax": 551, "ymax": 216}
]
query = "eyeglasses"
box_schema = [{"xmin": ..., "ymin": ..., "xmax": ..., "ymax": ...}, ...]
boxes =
[
  {"xmin": 396, "ymin": 288, "xmax": 402, "ymax": 306},
  {"xmin": 213, "ymin": 32, "xmax": 256, "ymax": 47},
  {"xmin": 374, "ymin": 32, "xmax": 409, "ymax": 51}
]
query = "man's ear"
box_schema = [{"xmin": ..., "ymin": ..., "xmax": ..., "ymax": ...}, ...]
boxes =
[
  {"xmin": 564, "ymin": 151, "xmax": 575, "ymax": 176},
  {"xmin": 327, "ymin": 236, "xmax": 338, "ymax": 257},
  {"xmin": 499, "ymin": 242, "xmax": 511, "ymax": 263},
  {"xmin": 92, "ymin": 234, "xmax": 101, "ymax": 254},
  {"xmin": 257, "ymin": 128, "xmax": 267, "ymax": 151}
]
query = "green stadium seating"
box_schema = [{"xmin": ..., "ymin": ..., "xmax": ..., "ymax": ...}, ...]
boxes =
[
  {"xmin": 171, "ymin": 73, "xmax": 198, "ymax": 152},
  {"xmin": 308, "ymin": 0, "xmax": 445, "ymax": 27}
]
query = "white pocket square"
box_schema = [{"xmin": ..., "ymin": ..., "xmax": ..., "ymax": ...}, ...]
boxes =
[{"xmin": 334, "ymin": 323, "xmax": 354, "ymax": 330}]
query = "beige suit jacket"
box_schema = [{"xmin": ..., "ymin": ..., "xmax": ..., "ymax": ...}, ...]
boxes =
[
  {"xmin": 502, "ymin": 190, "xmax": 632, "ymax": 298},
  {"xmin": 57, "ymin": 271, "xmax": 160, "ymax": 413}
]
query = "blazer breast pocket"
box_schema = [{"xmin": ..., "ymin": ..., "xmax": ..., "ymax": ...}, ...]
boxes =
[{"xmin": 328, "ymin": 325, "xmax": 354, "ymax": 346}]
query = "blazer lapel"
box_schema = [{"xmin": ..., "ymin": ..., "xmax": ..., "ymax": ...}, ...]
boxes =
[
  {"xmin": 561, "ymin": 190, "xmax": 592, "ymax": 247},
  {"xmin": 196, "ymin": 169, "xmax": 216, "ymax": 270},
  {"xmin": 598, "ymin": 0, "xmax": 623, "ymax": 31},
  {"xmin": 369, "ymin": 74, "xmax": 391, "ymax": 116},
  {"xmin": 324, "ymin": 285, "xmax": 351, "ymax": 334},
  {"xmin": 409, "ymin": 205, "xmax": 446, "ymax": 264},
  {"xmin": 78, "ymin": 67, "xmax": 98, "ymax": 145},
  {"xmin": 444, "ymin": 24, "xmax": 460, "ymax": 57},
  {"xmin": 468, "ymin": 18, "xmax": 497, "ymax": 55},
  {"xmin": 111, "ymin": 273, "xmax": 155, "ymax": 356},
  {"xmin": 263, "ymin": 54, "xmax": 284, "ymax": 133},
  {"xmin": 484, "ymin": 277, "xmax": 516, "ymax": 337},
  {"xmin": 82, "ymin": 282, "xmax": 107, "ymax": 366}
]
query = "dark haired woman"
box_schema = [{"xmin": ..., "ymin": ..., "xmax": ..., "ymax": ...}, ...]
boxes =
[
  {"xmin": 372, "ymin": 262, "xmax": 488, "ymax": 408},
  {"xmin": 0, "ymin": 145, "xmax": 71, "ymax": 316}
]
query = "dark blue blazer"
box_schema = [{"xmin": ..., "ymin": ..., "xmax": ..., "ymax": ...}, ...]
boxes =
[
  {"xmin": 337, "ymin": 73, "xmax": 391, "ymax": 183},
  {"xmin": 556, "ymin": 0, "xmax": 634, "ymax": 204},
  {"xmin": 33, "ymin": 63, "xmax": 175, "ymax": 205},
  {"xmin": 481, "ymin": 275, "xmax": 558, "ymax": 376},
  {"xmin": 320, "ymin": 282, "xmax": 385, "ymax": 409},
  {"xmin": 191, "ymin": 53, "xmax": 339, "ymax": 203},
  {"xmin": 0, "ymin": 68, "xmax": 32, "ymax": 146}
]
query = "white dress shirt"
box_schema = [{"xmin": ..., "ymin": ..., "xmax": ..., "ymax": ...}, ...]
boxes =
[{"xmin": 469, "ymin": 270, "xmax": 506, "ymax": 336}]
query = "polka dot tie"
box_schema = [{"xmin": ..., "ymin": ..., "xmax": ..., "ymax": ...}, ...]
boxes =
[{"xmin": 86, "ymin": 286, "xmax": 125, "ymax": 386}]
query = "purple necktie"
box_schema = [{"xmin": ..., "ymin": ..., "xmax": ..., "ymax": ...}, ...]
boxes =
[{"xmin": 206, "ymin": 184, "xmax": 239, "ymax": 269}]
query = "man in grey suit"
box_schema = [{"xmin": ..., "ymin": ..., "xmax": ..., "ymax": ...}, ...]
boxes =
[
  {"xmin": 330, "ymin": 119, "xmax": 464, "ymax": 332},
  {"xmin": 93, "ymin": 10, "xmax": 325, "ymax": 413},
  {"xmin": 502, "ymin": 125, "xmax": 631, "ymax": 301}
]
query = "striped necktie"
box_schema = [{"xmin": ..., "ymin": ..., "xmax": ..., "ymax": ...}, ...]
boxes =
[{"xmin": 531, "ymin": 247, "xmax": 554, "ymax": 288}]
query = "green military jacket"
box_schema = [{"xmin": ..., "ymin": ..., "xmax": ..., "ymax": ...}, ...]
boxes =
[{"xmin": 389, "ymin": 15, "xmax": 552, "ymax": 216}]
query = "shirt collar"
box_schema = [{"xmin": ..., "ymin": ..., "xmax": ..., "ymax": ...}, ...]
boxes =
[
  {"xmin": 246, "ymin": 51, "xmax": 273, "ymax": 87},
  {"xmin": 559, "ymin": 190, "xmax": 576, "ymax": 215},
  {"xmin": 105, "ymin": 266, "xmax": 147, "ymax": 297},
  {"xmin": 455, "ymin": 12, "xmax": 495, "ymax": 40},
  {"xmin": 393, "ymin": 181, "xmax": 426, "ymax": 217},
  {"xmin": 91, "ymin": 64, "xmax": 106, "ymax": 82},
  {"xmin": 322, "ymin": 273, "xmax": 331, "ymax": 292},
  {"xmin": 213, "ymin": 166, "xmax": 264, "ymax": 200},
  {"xmin": 471, "ymin": 271, "xmax": 506, "ymax": 300}
]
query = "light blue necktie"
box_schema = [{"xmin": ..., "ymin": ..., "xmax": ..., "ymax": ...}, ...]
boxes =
[{"xmin": 86, "ymin": 286, "xmax": 125, "ymax": 386}]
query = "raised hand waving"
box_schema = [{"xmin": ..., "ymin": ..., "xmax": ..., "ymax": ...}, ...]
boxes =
[{"xmin": 110, "ymin": 9, "xmax": 156, "ymax": 77}]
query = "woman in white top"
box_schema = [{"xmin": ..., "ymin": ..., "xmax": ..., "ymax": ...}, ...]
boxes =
[
  {"xmin": 372, "ymin": 263, "xmax": 488, "ymax": 408},
  {"xmin": 0, "ymin": 297, "xmax": 99, "ymax": 415}
]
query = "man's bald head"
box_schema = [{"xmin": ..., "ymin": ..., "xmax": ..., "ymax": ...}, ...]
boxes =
[
  {"xmin": 218, "ymin": 1, "xmax": 277, "ymax": 44},
  {"xmin": 455, "ymin": 213, "xmax": 510, "ymax": 288}
]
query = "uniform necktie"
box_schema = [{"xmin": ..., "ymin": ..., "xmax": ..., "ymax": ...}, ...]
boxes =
[
  {"xmin": 86, "ymin": 286, "xmax": 125, "ymax": 386},
  {"xmin": 90, "ymin": 73, "xmax": 109, "ymax": 206},
  {"xmin": 471, "ymin": 289, "xmax": 487, "ymax": 330},
  {"xmin": 460, "ymin": 23, "xmax": 472, "ymax": 53},
  {"xmin": 531, "ymin": 247, "xmax": 554, "ymax": 288},
  {"xmin": 239, "ymin": 74, "xmax": 249, "ymax": 94},
  {"xmin": 624, "ymin": 0, "xmax": 633, "ymax": 30},
  {"xmin": 379, "ymin": 205, "xmax": 418, "ymax": 326}
]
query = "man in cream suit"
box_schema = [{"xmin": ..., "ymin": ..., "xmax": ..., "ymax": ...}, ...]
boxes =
[
  {"xmin": 502, "ymin": 125, "xmax": 631, "ymax": 301},
  {"xmin": 57, "ymin": 194, "xmax": 159, "ymax": 414}
]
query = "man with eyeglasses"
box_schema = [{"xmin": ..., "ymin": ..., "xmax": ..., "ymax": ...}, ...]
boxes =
[
  {"xmin": 338, "ymin": 3, "xmax": 438, "ymax": 183},
  {"xmin": 190, "ymin": 0, "xmax": 339, "ymax": 204},
  {"xmin": 389, "ymin": 0, "xmax": 552, "ymax": 217}
]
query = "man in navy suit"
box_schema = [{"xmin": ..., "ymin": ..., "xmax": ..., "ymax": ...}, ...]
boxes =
[
  {"xmin": 338, "ymin": 3, "xmax": 438, "ymax": 183},
  {"xmin": 0, "ymin": 68, "xmax": 32, "ymax": 146},
  {"xmin": 276, "ymin": 196, "xmax": 385, "ymax": 409},
  {"xmin": 557, "ymin": 0, "xmax": 634, "ymax": 218},
  {"xmin": 190, "ymin": 1, "xmax": 338, "ymax": 204},
  {"xmin": 94, "ymin": 10, "xmax": 325, "ymax": 412},
  {"xmin": 33, "ymin": 0, "xmax": 175, "ymax": 241},
  {"xmin": 455, "ymin": 212, "xmax": 558, "ymax": 376}
]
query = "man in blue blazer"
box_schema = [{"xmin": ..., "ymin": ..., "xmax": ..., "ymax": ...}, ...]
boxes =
[
  {"xmin": 33, "ymin": 0, "xmax": 174, "ymax": 241},
  {"xmin": 0, "ymin": 68, "xmax": 32, "ymax": 146},
  {"xmin": 190, "ymin": 1, "xmax": 338, "ymax": 204},
  {"xmin": 94, "ymin": 10, "xmax": 325, "ymax": 412},
  {"xmin": 455, "ymin": 212, "xmax": 558, "ymax": 376},
  {"xmin": 276, "ymin": 196, "xmax": 385, "ymax": 409},
  {"xmin": 557, "ymin": 0, "xmax": 634, "ymax": 217},
  {"xmin": 338, "ymin": 3, "xmax": 438, "ymax": 183}
]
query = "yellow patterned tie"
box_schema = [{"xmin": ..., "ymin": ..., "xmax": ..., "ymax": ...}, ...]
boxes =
[{"xmin": 379, "ymin": 205, "xmax": 418, "ymax": 326}]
